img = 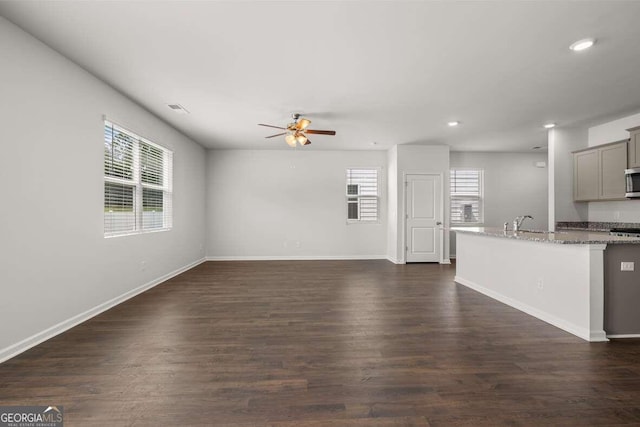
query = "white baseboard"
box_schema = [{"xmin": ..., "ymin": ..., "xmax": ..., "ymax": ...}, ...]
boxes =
[
  {"xmin": 607, "ymin": 334, "xmax": 640, "ymax": 339},
  {"xmin": 454, "ymin": 275, "xmax": 608, "ymax": 343},
  {"xmin": 0, "ymin": 257, "xmax": 206, "ymax": 364},
  {"xmin": 206, "ymin": 255, "xmax": 388, "ymax": 261},
  {"xmin": 386, "ymin": 257, "xmax": 453, "ymax": 265}
]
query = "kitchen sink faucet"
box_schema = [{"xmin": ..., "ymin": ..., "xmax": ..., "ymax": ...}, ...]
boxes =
[{"xmin": 513, "ymin": 215, "xmax": 533, "ymax": 232}]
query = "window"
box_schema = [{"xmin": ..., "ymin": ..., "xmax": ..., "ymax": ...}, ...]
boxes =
[
  {"xmin": 450, "ymin": 169, "xmax": 483, "ymax": 224},
  {"xmin": 104, "ymin": 121, "xmax": 173, "ymax": 237},
  {"xmin": 346, "ymin": 168, "xmax": 379, "ymax": 222}
]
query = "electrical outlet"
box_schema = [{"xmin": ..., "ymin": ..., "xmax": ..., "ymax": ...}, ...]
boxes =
[
  {"xmin": 295, "ymin": 241, "xmax": 301, "ymax": 248},
  {"xmin": 141, "ymin": 260, "xmax": 147, "ymax": 271},
  {"xmin": 537, "ymin": 278, "xmax": 544, "ymax": 290},
  {"xmin": 621, "ymin": 262, "xmax": 635, "ymax": 272}
]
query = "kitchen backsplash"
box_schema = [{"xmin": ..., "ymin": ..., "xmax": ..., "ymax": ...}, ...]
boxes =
[{"xmin": 588, "ymin": 200, "xmax": 640, "ymax": 223}]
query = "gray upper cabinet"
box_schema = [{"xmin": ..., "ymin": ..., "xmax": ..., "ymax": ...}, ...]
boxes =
[
  {"xmin": 574, "ymin": 149, "xmax": 599, "ymax": 201},
  {"xmin": 573, "ymin": 140, "xmax": 627, "ymax": 201},
  {"xmin": 599, "ymin": 142, "xmax": 627, "ymax": 199},
  {"xmin": 628, "ymin": 126, "xmax": 640, "ymax": 168}
]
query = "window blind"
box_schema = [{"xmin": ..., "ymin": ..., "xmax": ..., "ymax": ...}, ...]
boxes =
[
  {"xmin": 450, "ymin": 169, "xmax": 483, "ymax": 224},
  {"xmin": 104, "ymin": 121, "xmax": 173, "ymax": 236},
  {"xmin": 346, "ymin": 168, "xmax": 379, "ymax": 221}
]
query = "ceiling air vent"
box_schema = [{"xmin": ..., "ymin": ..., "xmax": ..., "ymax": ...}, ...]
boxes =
[{"xmin": 167, "ymin": 104, "xmax": 189, "ymax": 114}]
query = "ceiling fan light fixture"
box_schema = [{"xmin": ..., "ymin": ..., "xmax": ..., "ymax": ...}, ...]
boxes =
[
  {"xmin": 285, "ymin": 134, "xmax": 297, "ymax": 147},
  {"xmin": 297, "ymin": 118, "xmax": 311, "ymax": 130},
  {"xmin": 259, "ymin": 115, "xmax": 335, "ymax": 147}
]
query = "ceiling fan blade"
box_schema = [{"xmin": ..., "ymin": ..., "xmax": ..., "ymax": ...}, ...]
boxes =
[
  {"xmin": 302, "ymin": 138, "xmax": 311, "ymax": 145},
  {"xmin": 305, "ymin": 129, "xmax": 336, "ymax": 135},
  {"xmin": 258, "ymin": 123, "xmax": 286, "ymax": 130},
  {"xmin": 265, "ymin": 132, "xmax": 287, "ymax": 138}
]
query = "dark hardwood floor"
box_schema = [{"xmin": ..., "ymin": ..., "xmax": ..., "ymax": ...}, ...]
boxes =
[{"xmin": 1, "ymin": 260, "xmax": 640, "ymax": 426}]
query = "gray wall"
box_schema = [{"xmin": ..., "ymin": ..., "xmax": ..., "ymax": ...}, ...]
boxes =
[
  {"xmin": 206, "ymin": 149, "xmax": 387, "ymax": 259},
  {"xmin": 548, "ymin": 111, "xmax": 640, "ymax": 225},
  {"xmin": 549, "ymin": 127, "xmax": 589, "ymax": 226},
  {"xmin": 450, "ymin": 151, "xmax": 548, "ymax": 257},
  {"xmin": 587, "ymin": 112, "xmax": 640, "ymax": 222},
  {"xmin": 0, "ymin": 17, "xmax": 206, "ymax": 359},
  {"xmin": 388, "ymin": 145, "xmax": 451, "ymax": 263},
  {"xmin": 386, "ymin": 145, "xmax": 399, "ymax": 260}
]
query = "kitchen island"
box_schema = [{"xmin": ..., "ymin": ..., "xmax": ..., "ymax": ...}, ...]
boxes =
[{"xmin": 453, "ymin": 227, "xmax": 640, "ymax": 342}]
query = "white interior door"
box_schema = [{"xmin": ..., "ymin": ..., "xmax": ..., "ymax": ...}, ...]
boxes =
[{"xmin": 405, "ymin": 174, "xmax": 442, "ymax": 263}]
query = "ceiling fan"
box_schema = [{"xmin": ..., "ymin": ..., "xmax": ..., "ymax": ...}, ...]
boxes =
[{"xmin": 259, "ymin": 113, "xmax": 336, "ymax": 147}]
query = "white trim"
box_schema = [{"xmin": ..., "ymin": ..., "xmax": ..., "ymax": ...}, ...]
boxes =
[
  {"xmin": 450, "ymin": 168, "xmax": 484, "ymax": 225},
  {"xmin": 104, "ymin": 117, "xmax": 168, "ymax": 151},
  {"xmin": 607, "ymin": 334, "xmax": 640, "ymax": 339},
  {"xmin": 403, "ymin": 172, "xmax": 445, "ymax": 264},
  {"xmin": 0, "ymin": 257, "xmax": 206, "ymax": 364},
  {"xmin": 206, "ymin": 255, "xmax": 389, "ymax": 261},
  {"xmin": 454, "ymin": 275, "xmax": 608, "ymax": 342},
  {"xmin": 386, "ymin": 256, "xmax": 402, "ymax": 264},
  {"xmin": 346, "ymin": 219, "xmax": 382, "ymax": 225},
  {"xmin": 441, "ymin": 258, "xmax": 452, "ymax": 264},
  {"xmin": 104, "ymin": 120, "xmax": 173, "ymax": 238},
  {"xmin": 548, "ymin": 129, "xmax": 556, "ymax": 231},
  {"xmin": 345, "ymin": 167, "xmax": 381, "ymax": 223}
]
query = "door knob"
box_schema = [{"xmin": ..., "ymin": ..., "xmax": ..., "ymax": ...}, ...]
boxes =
[{"xmin": 436, "ymin": 221, "xmax": 442, "ymax": 225}]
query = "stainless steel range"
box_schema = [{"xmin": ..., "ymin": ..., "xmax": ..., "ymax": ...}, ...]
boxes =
[{"xmin": 609, "ymin": 228, "xmax": 640, "ymax": 238}]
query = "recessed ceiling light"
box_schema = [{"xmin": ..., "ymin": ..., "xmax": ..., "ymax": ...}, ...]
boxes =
[
  {"xmin": 448, "ymin": 121, "xmax": 460, "ymax": 127},
  {"xmin": 569, "ymin": 38, "xmax": 596, "ymax": 52},
  {"xmin": 543, "ymin": 123, "xmax": 556, "ymax": 129},
  {"xmin": 167, "ymin": 104, "xmax": 190, "ymax": 114}
]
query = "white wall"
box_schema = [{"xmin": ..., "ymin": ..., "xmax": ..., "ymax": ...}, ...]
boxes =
[
  {"xmin": 588, "ymin": 111, "xmax": 640, "ymax": 147},
  {"xmin": 386, "ymin": 146, "xmax": 399, "ymax": 261},
  {"xmin": 548, "ymin": 127, "xmax": 588, "ymax": 228},
  {"xmin": 586, "ymin": 111, "xmax": 640, "ymax": 222},
  {"xmin": 0, "ymin": 17, "xmax": 206, "ymax": 360},
  {"xmin": 388, "ymin": 145, "xmax": 450, "ymax": 263},
  {"xmin": 449, "ymin": 151, "xmax": 548, "ymax": 256},
  {"xmin": 455, "ymin": 233, "xmax": 607, "ymax": 342},
  {"xmin": 206, "ymin": 149, "xmax": 387, "ymax": 259}
]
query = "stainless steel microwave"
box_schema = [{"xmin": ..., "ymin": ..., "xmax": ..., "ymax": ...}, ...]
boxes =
[{"xmin": 625, "ymin": 168, "xmax": 640, "ymax": 198}]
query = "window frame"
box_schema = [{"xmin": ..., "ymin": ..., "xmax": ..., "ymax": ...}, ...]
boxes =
[
  {"xmin": 450, "ymin": 168, "xmax": 484, "ymax": 226},
  {"xmin": 104, "ymin": 120, "xmax": 173, "ymax": 238},
  {"xmin": 345, "ymin": 167, "xmax": 380, "ymax": 224}
]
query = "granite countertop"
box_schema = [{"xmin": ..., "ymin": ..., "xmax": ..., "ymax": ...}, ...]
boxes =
[
  {"xmin": 452, "ymin": 227, "xmax": 640, "ymax": 245},
  {"xmin": 556, "ymin": 221, "xmax": 640, "ymax": 232}
]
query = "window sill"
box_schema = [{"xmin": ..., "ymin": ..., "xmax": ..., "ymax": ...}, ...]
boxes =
[{"xmin": 104, "ymin": 227, "xmax": 172, "ymax": 239}]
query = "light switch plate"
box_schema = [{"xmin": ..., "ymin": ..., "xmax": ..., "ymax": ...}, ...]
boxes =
[{"xmin": 621, "ymin": 262, "xmax": 635, "ymax": 272}]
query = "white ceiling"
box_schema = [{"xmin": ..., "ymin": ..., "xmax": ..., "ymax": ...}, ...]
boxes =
[{"xmin": 2, "ymin": 1, "xmax": 640, "ymax": 151}]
